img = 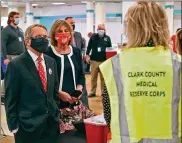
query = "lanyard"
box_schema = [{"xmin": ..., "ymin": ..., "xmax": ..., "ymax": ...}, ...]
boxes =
[{"xmin": 9, "ymin": 25, "xmax": 21, "ymax": 37}]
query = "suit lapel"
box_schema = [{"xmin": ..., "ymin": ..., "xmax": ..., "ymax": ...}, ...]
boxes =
[
  {"xmin": 22, "ymin": 51, "xmax": 45, "ymax": 94},
  {"xmin": 74, "ymin": 33, "xmax": 78, "ymax": 47},
  {"xmin": 44, "ymin": 55, "xmax": 51, "ymax": 95}
]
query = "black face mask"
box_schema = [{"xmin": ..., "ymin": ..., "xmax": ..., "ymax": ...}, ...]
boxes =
[
  {"xmin": 30, "ymin": 37, "xmax": 49, "ymax": 53},
  {"xmin": 72, "ymin": 24, "xmax": 75, "ymax": 31}
]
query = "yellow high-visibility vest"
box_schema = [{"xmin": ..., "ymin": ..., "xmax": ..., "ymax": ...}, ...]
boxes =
[{"xmin": 100, "ymin": 46, "xmax": 181, "ymax": 143}]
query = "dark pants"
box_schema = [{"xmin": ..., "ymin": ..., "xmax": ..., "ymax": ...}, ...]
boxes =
[
  {"xmin": 85, "ymin": 62, "xmax": 90, "ymax": 73},
  {"xmin": 83, "ymin": 61, "xmax": 90, "ymax": 73},
  {"xmin": 60, "ymin": 131, "xmax": 86, "ymax": 143},
  {"xmin": 81, "ymin": 60, "xmax": 89, "ymax": 107},
  {"xmin": 1, "ymin": 66, "xmax": 4, "ymax": 80},
  {"xmin": 15, "ymin": 116, "xmax": 60, "ymax": 143}
]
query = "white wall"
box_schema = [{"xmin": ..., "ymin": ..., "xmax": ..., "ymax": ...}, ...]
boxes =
[
  {"xmin": 174, "ymin": 16, "xmax": 181, "ymax": 33},
  {"xmin": 173, "ymin": 2, "xmax": 182, "ymax": 34},
  {"xmin": 33, "ymin": 3, "xmax": 122, "ymax": 17},
  {"xmin": 34, "ymin": 5, "xmax": 86, "ymax": 16}
]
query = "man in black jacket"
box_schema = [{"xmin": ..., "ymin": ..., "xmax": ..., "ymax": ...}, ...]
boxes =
[
  {"xmin": 65, "ymin": 17, "xmax": 89, "ymax": 107},
  {"xmin": 86, "ymin": 24, "xmax": 112, "ymax": 97},
  {"xmin": 1, "ymin": 11, "xmax": 25, "ymax": 66},
  {"xmin": 5, "ymin": 24, "xmax": 60, "ymax": 143}
]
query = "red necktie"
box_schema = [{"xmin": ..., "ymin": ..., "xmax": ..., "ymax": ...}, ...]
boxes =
[{"xmin": 37, "ymin": 55, "xmax": 47, "ymax": 92}]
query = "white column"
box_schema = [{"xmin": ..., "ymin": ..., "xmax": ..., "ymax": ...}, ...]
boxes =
[
  {"xmin": 25, "ymin": 2, "xmax": 34, "ymax": 29},
  {"xmin": 165, "ymin": 2, "xmax": 174, "ymax": 36},
  {"xmin": 95, "ymin": 2, "xmax": 106, "ymax": 32},
  {"xmin": 86, "ymin": 2, "xmax": 94, "ymax": 34},
  {"xmin": 121, "ymin": 1, "xmax": 135, "ymax": 43}
]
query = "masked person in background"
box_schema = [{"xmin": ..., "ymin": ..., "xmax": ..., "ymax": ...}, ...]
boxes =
[
  {"xmin": 100, "ymin": 2, "xmax": 181, "ymax": 143},
  {"xmin": 176, "ymin": 29, "xmax": 182, "ymax": 55},
  {"xmin": 1, "ymin": 11, "xmax": 25, "ymax": 65},
  {"xmin": 171, "ymin": 28, "xmax": 181, "ymax": 53},
  {"xmin": 5, "ymin": 24, "xmax": 60, "ymax": 143},
  {"xmin": 65, "ymin": 17, "xmax": 85, "ymax": 54},
  {"xmin": 46, "ymin": 20, "xmax": 94, "ymax": 134},
  {"xmin": 86, "ymin": 24, "xmax": 112, "ymax": 97}
]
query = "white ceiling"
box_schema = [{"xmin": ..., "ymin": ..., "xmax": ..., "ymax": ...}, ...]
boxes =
[
  {"xmin": 1, "ymin": 0, "xmax": 121, "ymax": 7},
  {"xmin": 1, "ymin": 0, "xmax": 181, "ymax": 8}
]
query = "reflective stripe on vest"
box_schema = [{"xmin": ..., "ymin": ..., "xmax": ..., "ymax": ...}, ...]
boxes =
[{"xmin": 100, "ymin": 46, "xmax": 181, "ymax": 143}]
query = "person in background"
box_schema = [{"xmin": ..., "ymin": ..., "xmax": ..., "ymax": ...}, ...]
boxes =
[
  {"xmin": 47, "ymin": 20, "xmax": 94, "ymax": 133},
  {"xmin": 171, "ymin": 28, "xmax": 181, "ymax": 53},
  {"xmin": 1, "ymin": 11, "xmax": 25, "ymax": 65},
  {"xmin": 86, "ymin": 24, "xmax": 112, "ymax": 97},
  {"xmin": 118, "ymin": 42, "xmax": 127, "ymax": 50},
  {"xmin": 5, "ymin": 24, "xmax": 60, "ymax": 143},
  {"xmin": 1, "ymin": 52, "xmax": 6, "ymax": 101},
  {"xmin": 65, "ymin": 17, "xmax": 85, "ymax": 54},
  {"xmin": 100, "ymin": 2, "xmax": 181, "ymax": 142},
  {"xmin": 84, "ymin": 32, "xmax": 93, "ymax": 74},
  {"xmin": 1, "ymin": 26, "xmax": 6, "ymax": 97},
  {"xmin": 88, "ymin": 32, "xmax": 93, "ymax": 39},
  {"xmin": 176, "ymin": 29, "xmax": 182, "ymax": 55},
  {"xmin": 65, "ymin": 16, "xmax": 89, "ymax": 107}
]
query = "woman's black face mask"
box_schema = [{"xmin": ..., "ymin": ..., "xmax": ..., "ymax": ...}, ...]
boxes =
[{"xmin": 30, "ymin": 37, "xmax": 49, "ymax": 53}]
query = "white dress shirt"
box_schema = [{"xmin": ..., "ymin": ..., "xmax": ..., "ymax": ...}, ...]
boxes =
[
  {"xmin": 28, "ymin": 49, "xmax": 47, "ymax": 79},
  {"xmin": 12, "ymin": 50, "xmax": 47, "ymax": 134}
]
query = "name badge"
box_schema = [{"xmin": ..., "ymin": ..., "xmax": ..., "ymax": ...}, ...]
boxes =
[
  {"xmin": 104, "ymin": 37, "xmax": 107, "ymax": 41},
  {"xmin": 19, "ymin": 37, "xmax": 22, "ymax": 42},
  {"xmin": 98, "ymin": 47, "xmax": 101, "ymax": 52},
  {"xmin": 49, "ymin": 68, "xmax": 52, "ymax": 75}
]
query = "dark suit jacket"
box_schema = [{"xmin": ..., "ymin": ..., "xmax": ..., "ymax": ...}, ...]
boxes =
[
  {"xmin": 5, "ymin": 51, "xmax": 60, "ymax": 132},
  {"xmin": 73, "ymin": 31, "xmax": 85, "ymax": 53}
]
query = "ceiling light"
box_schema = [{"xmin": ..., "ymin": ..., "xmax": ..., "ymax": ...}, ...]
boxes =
[
  {"xmin": 81, "ymin": 1, "xmax": 87, "ymax": 3},
  {"xmin": 52, "ymin": 2, "xmax": 65, "ymax": 5},
  {"xmin": 32, "ymin": 4, "xmax": 38, "ymax": 6}
]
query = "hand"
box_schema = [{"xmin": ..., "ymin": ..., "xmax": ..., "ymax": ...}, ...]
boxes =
[
  {"xmin": 59, "ymin": 91, "xmax": 73, "ymax": 104},
  {"xmin": 76, "ymin": 85, "xmax": 83, "ymax": 100},
  {"xmin": 12, "ymin": 128, "xmax": 19, "ymax": 136},
  {"xmin": 72, "ymin": 97, "xmax": 79, "ymax": 103},
  {"xmin": 83, "ymin": 55, "xmax": 86, "ymax": 60},
  {"xmin": 13, "ymin": 133, "xmax": 17, "ymax": 136},
  {"xmin": 85, "ymin": 55, "xmax": 90, "ymax": 64},
  {"xmin": 4, "ymin": 59, "xmax": 10, "ymax": 65},
  {"xmin": 76, "ymin": 85, "xmax": 83, "ymax": 92}
]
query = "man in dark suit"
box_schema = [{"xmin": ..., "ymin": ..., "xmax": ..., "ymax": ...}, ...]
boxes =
[
  {"xmin": 65, "ymin": 17, "xmax": 89, "ymax": 107},
  {"xmin": 5, "ymin": 24, "xmax": 60, "ymax": 143},
  {"xmin": 65, "ymin": 17, "xmax": 85, "ymax": 52}
]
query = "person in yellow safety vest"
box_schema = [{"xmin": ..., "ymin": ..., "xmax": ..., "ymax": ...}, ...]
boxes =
[{"xmin": 100, "ymin": 2, "xmax": 181, "ymax": 143}]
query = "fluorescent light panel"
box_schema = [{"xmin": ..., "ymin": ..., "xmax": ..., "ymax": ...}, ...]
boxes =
[
  {"xmin": 32, "ymin": 4, "xmax": 38, "ymax": 6},
  {"xmin": 52, "ymin": 2, "xmax": 65, "ymax": 5}
]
